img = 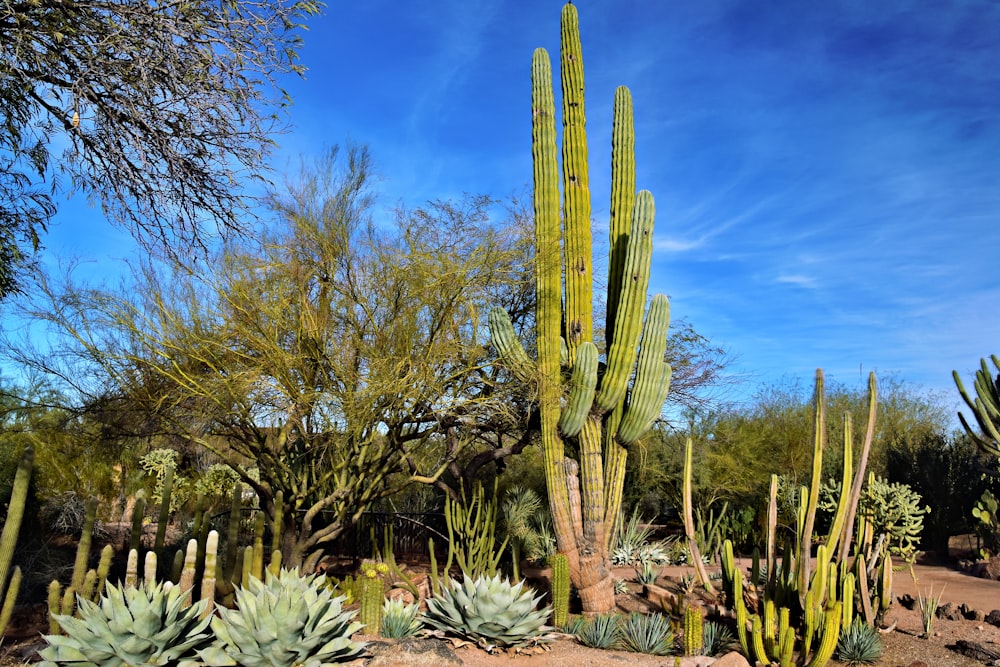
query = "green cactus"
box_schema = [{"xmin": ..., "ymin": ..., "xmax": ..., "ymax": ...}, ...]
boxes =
[
  {"xmin": 682, "ymin": 604, "xmax": 703, "ymax": 656},
  {"xmin": 359, "ymin": 561, "xmax": 386, "ymax": 636},
  {"xmin": 128, "ymin": 490, "xmax": 146, "ymax": 555},
  {"xmin": 444, "ymin": 480, "xmax": 508, "ymax": 579},
  {"xmin": 954, "ymin": 355, "xmax": 1000, "ymax": 456},
  {"xmin": 550, "ymin": 552, "xmax": 569, "ymax": 628},
  {"xmin": 153, "ymin": 463, "xmax": 174, "ymax": 556},
  {"xmin": 0, "ymin": 446, "xmax": 33, "ymax": 636},
  {"xmin": 488, "ymin": 1, "xmax": 672, "ymax": 614},
  {"xmin": 69, "ymin": 497, "xmax": 98, "ymax": 595},
  {"xmin": 720, "ymin": 370, "xmax": 880, "ymax": 666}
]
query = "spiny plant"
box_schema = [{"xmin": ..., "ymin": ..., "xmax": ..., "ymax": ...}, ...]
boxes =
[
  {"xmin": 381, "ymin": 597, "xmax": 421, "ymax": 639},
  {"xmin": 0, "ymin": 446, "xmax": 32, "ymax": 637},
  {"xmin": 575, "ymin": 612, "xmax": 621, "ymax": 649},
  {"xmin": 198, "ymin": 567, "xmax": 366, "ymax": 667},
  {"xmin": 490, "ymin": 0, "xmax": 673, "ymax": 614},
  {"xmin": 701, "ymin": 620, "xmax": 736, "ymax": 657},
  {"xmin": 36, "ymin": 580, "xmax": 213, "ymax": 667},
  {"xmin": 422, "ymin": 574, "xmax": 551, "ymax": 650},
  {"xmin": 618, "ymin": 612, "xmax": 675, "ymax": 656},
  {"xmin": 836, "ymin": 617, "xmax": 884, "ymax": 665}
]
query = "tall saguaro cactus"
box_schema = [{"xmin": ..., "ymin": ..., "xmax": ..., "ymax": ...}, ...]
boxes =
[{"xmin": 489, "ymin": 4, "xmax": 672, "ymax": 612}]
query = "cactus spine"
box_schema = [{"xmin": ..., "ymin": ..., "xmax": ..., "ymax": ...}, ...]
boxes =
[
  {"xmin": 489, "ymin": 2, "xmax": 672, "ymax": 614},
  {"xmin": 550, "ymin": 552, "xmax": 570, "ymax": 628},
  {"xmin": 0, "ymin": 446, "xmax": 33, "ymax": 635}
]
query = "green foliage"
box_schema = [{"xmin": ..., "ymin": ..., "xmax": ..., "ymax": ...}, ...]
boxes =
[
  {"xmin": 611, "ymin": 509, "xmax": 671, "ymax": 566},
  {"xmin": 618, "ymin": 612, "xmax": 675, "ymax": 656},
  {"xmin": 973, "ymin": 490, "xmax": 1000, "ymax": 557},
  {"xmin": 955, "ymin": 355, "xmax": 1000, "ymax": 457},
  {"xmin": 422, "ymin": 574, "xmax": 551, "ymax": 649},
  {"xmin": 37, "ymin": 580, "xmax": 213, "ymax": 667},
  {"xmin": 502, "ymin": 485, "xmax": 555, "ymax": 576},
  {"xmin": 140, "ymin": 449, "xmax": 189, "ymax": 514},
  {"xmin": 381, "ymin": 598, "xmax": 421, "ymax": 639},
  {"xmin": 444, "ymin": 481, "xmax": 509, "ymax": 579},
  {"xmin": 199, "ymin": 568, "xmax": 366, "ymax": 666},
  {"xmin": 820, "ymin": 476, "xmax": 929, "ymax": 563},
  {"xmin": 836, "ymin": 617, "xmax": 884, "ymax": 665},
  {"xmin": 574, "ymin": 613, "xmax": 621, "ymax": 649},
  {"xmin": 701, "ymin": 620, "xmax": 736, "ymax": 657}
]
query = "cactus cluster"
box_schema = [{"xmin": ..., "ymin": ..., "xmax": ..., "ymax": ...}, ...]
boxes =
[
  {"xmin": 489, "ymin": 0, "xmax": 671, "ymax": 614},
  {"xmin": 719, "ymin": 370, "xmax": 890, "ymax": 667},
  {"xmin": 423, "ymin": 574, "xmax": 551, "ymax": 649}
]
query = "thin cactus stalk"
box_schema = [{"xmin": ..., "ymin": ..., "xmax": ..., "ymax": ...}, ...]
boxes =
[
  {"xmin": 550, "ymin": 552, "xmax": 570, "ymax": 628},
  {"xmin": 682, "ymin": 437, "xmax": 713, "ymax": 592},
  {"xmin": 0, "ymin": 446, "xmax": 33, "ymax": 621},
  {"xmin": 270, "ymin": 489, "xmax": 284, "ymax": 557},
  {"xmin": 125, "ymin": 548, "xmax": 139, "ymax": 589},
  {"xmin": 154, "ymin": 463, "xmax": 174, "ymax": 555},
  {"xmin": 954, "ymin": 355, "xmax": 1000, "ymax": 456},
  {"xmin": 144, "ymin": 550, "xmax": 158, "ymax": 585},
  {"xmin": 241, "ymin": 545, "xmax": 253, "ymax": 587},
  {"xmin": 489, "ymin": 2, "xmax": 672, "ymax": 614},
  {"xmin": 200, "ymin": 530, "xmax": 218, "ymax": 618},
  {"xmin": 178, "ymin": 538, "xmax": 198, "ymax": 607},
  {"xmin": 223, "ymin": 484, "xmax": 242, "ymax": 584},
  {"xmin": 47, "ymin": 579, "xmax": 62, "ymax": 635},
  {"xmin": 251, "ymin": 510, "xmax": 265, "ymax": 580},
  {"xmin": 0, "ymin": 566, "xmax": 21, "ymax": 635},
  {"xmin": 70, "ymin": 497, "xmax": 98, "ymax": 594},
  {"xmin": 129, "ymin": 491, "xmax": 146, "ymax": 554},
  {"xmin": 95, "ymin": 544, "xmax": 113, "ymax": 599},
  {"xmin": 719, "ymin": 370, "xmax": 881, "ymax": 666}
]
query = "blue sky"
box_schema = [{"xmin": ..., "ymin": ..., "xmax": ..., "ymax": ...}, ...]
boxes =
[{"xmin": 40, "ymin": 0, "xmax": 1000, "ymax": 411}]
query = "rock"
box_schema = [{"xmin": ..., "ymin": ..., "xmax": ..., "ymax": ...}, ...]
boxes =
[
  {"xmin": 954, "ymin": 639, "xmax": 1000, "ymax": 662},
  {"xmin": 983, "ymin": 556, "xmax": 1000, "ymax": 580},
  {"xmin": 897, "ymin": 593, "xmax": 917, "ymax": 610},
  {"xmin": 365, "ymin": 638, "xmax": 463, "ymax": 666},
  {"xmin": 387, "ymin": 588, "xmax": 415, "ymax": 605},
  {"xmin": 958, "ymin": 602, "xmax": 983, "ymax": 621},
  {"xmin": 906, "ymin": 661, "xmax": 928, "ymax": 667},
  {"xmin": 642, "ymin": 582, "xmax": 675, "ymax": 609},
  {"xmin": 985, "ymin": 609, "xmax": 1000, "ymax": 628},
  {"xmin": 711, "ymin": 651, "xmax": 752, "ymax": 667}
]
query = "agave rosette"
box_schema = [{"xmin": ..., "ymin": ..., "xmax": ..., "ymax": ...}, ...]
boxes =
[{"xmin": 423, "ymin": 574, "xmax": 551, "ymax": 649}]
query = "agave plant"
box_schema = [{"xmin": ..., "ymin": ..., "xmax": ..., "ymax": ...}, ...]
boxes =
[
  {"xmin": 37, "ymin": 580, "xmax": 213, "ymax": 667},
  {"xmin": 422, "ymin": 574, "xmax": 551, "ymax": 649},
  {"xmin": 575, "ymin": 613, "xmax": 621, "ymax": 649},
  {"xmin": 381, "ymin": 597, "xmax": 421, "ymax": 639},
  {"xmin": 701, "ymin": 620, "xmax": 736, "ymax": 657},
  {"xmin": 197, "ymin": 568, "xmax": 366, "ymax": 667},
  {"xmin": 836, "ymin": 617, "xmax": 884, "ymax": 665},
  {"xmin": 618, "ymin": 612, "xmax": 675, "ymax": 656}
]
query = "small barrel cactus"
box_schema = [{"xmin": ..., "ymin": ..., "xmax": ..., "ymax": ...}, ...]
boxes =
[
  {"xmin": 422, "ymin": 574, "xmax": 551, "ymax": 649},
  {"xmin": 37, "ymin": 580, "xmax": 213, "ymax": 667},
  {"xmin": 197, "ymin": 567, "xmax": 366, "ymax": 667}
]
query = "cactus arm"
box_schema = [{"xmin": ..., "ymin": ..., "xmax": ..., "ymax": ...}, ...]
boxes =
[
  {"xmin": 617, "ymin": 293, "xmax": 672, "ymax": 444},
  {"xmin": 606, "ymin": 86, "xmax": 636, "ymax": 345},
  {"xmin": 70, "ymin": 497, "xmax": 99, "ymax": 594},
  {"xmin": 550, "ymin": 553, "xmax": 570, "ymax": 628},
  {"xmin": 154, "ymin": 464, "xmax": 174, "ymax": 555},
  {"xmin": 805, "ymin": 601, "xmax": 843, "ymax": 667},
  {"xmin": 532, "ymin": 44, "xmax": 577, "ymax": 570},
  {"xmin": 488, "ymin": 307, "xmax": 535, "ymax": 384},
  {"xmin": 798, "ymin": 370, "xmax": 826, "ymax": 604},
  {"xmin": 0, "ymin": 447, "xmax": 33, "ymax": 607},
  {"xmin": 837, "ymin": 372, "xmax": 878, "ymax": 564},
  {"xmin": 0, "ymin": 566, "xmax": 21, "ymax": 636},
  {"xmin": 825, "ymin": 413, "xmax": 854, "ymax": 558},
  {"xmin": 559, "ymin": 2, "xmax": 592, "ymax": 357},
  {"xmin": 595, "ymin": 189, "xmax": 655, "ymax": 413},
  {"xmin": 558, "ymin": 342, "xmax": 598, "ymax": 437}
]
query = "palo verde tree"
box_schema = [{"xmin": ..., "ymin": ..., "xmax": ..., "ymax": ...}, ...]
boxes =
[
  {"xmin": 4, "ymin": 145, "xmax": 529, "ymax": 570},
  {"xmin": 490, "ymin": 4, "xmax": 672, "ymax": 612},
  {"xmin": 0, "ymin": 0, "xmax": 322, "ymax": 297}
]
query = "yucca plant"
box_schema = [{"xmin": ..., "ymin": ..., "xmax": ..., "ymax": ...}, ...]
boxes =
[
  {"xmin": 422, "ymin": 574, "xmax": 551, "ymax": 649},
  {"xmin": 701, "ymin": 620, "xmax": 736, "ymax": 657},
  {"xmin": 618, "ymin": 612, "xmax": 675, "ymax": 656},
  {"xmin": 197, "ymin": 568, "xmax": 366, "ymax": 667},
  {"xmin": 575, "ymin": 613, "xmax": 621, "ymax": 649},
  {"xmin": 381, "ymin": 597, "xmax": 421, "ymax": 639},
  {"xmin": 836, "ymin": 618, "xmax": 884, "ymax": 665},
  {"xmin": 37, "ymin": 580, "xmax": 213, "ymax": 667}
]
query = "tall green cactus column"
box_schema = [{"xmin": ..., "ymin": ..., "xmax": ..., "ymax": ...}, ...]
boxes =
[{"xmin": 490, "ymin": 3, "xmax": 672, "ymax": 613}]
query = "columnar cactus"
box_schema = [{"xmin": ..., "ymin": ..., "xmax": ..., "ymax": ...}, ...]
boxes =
[
  {"xmin": 489, "ymin": 1, "xmax": 671, "ymax": 614},
  {"xmin": 550, "ymin": 553, "xmax": 569, "ymax": 628},
  {"xmin": 954, "ymin": 355, "xmax": 1000, "ymax": 456},
  {"xmin": 0, "ymin": 446, "xmax": 33, "ymax": 636}
]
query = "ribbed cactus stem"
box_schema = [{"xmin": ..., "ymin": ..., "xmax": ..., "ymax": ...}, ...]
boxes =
[
  {"xmin": 268, "ymin": 549, "xmax": 282, "ymax": 576},
  {"xmin": 125, "ymin": 548, "xmax": 139, "ymax": 589},
  {"xmin": 144, "ymin": 550, "xmax": 158, "ymax": 586},
  {"xmin": 154, "ymin": 463, "xmax": 174, "ymax": 555},
  {"xmin": 558, "ymin": 342, "xmax": 598, "ymax": 437},
  {"xmin": 178, "ymin": 538, "xmax": 198, "ymax": 607},
  {"xmin": 241, "ymin": 545, "xmax": 253, "ymax": 587},
  {"xmin": 0, "ymin": 566, "xmax": 21, "ymax": 635},
  {"xmin": 359, "ymin": 563, "xmax": 383, "ymax": 636},
  {"xmin": 71, "ymin": 496, "xmax": 98, "ymax": 594},
  {"xmin": 129, "ymin": 491, "xmax": 146, "ymax": 554},
  {"xmin": 47, "ymin": 579, "xmax": 62, "ymax": 635},
  {"xmin": 59, "ymin": 585, "xmax": 75, "ymax": 617},
  {"xmin": 805, "ymin": 601, "xmax": 842, "ymax": 667},
  {"xmin": 200, "ymin": 530, "xmax": 218, "ymax": 618},
  {"xmin": 79, "ymin": 569, "xmax": 97, "ymax": 607},
  {"xmin": 223, "ymin": 484, "xmax": 242, "ymax": 584},
  {"xmin": 270, "ymin": 490, "xmax": 284, "ymax": 557},
  {"xmin": 550, "ymin": 553, "xmax": 570, "ymax": 628},
  {"xmin": 95, "ymin": 544, "xmax": 113, "ymax": 599},
  {"xmin": 682, "ymin": 604, "xmax": 703, "ymax": 656},
  {"xmin": 0, "ymin": 447, "xmax": 33, "ymax": 608},
  {"xmin": 616, "ymin": 291, "xmax": 672, "ymax": 444},
  {"xmin": 252, "ymin": 510, "xmax": 265, "ymax": 580}
]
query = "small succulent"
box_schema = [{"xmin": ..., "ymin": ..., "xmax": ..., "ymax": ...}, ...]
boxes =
[
  {"xmin": 37, "ymin": 580, "xmax": 213, "ymax": 667},
  {"xmin": 701, "ymin": 620, "xmax": 736, "ymax": 657},
  {"xmin": 618, "ymin": 612, "xmax": 675, "ymax": 656},
  {"xmin": 836, "ymin": 617, "xmax": 884, "ymax": 665},
  {"xmin": 381, "ymin": 597, "xmax": 421, "ymax": 639},
  {"xmin": 422, "ymin": 574, "xmax": 551, "ymax": 649},
  {"xmin": 198, "ymin": 567, "xmax": 366, "ymax": 667},
  {"xmin": 575, "ymin": 613, "xmax": 621, "ymax": 649}
]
